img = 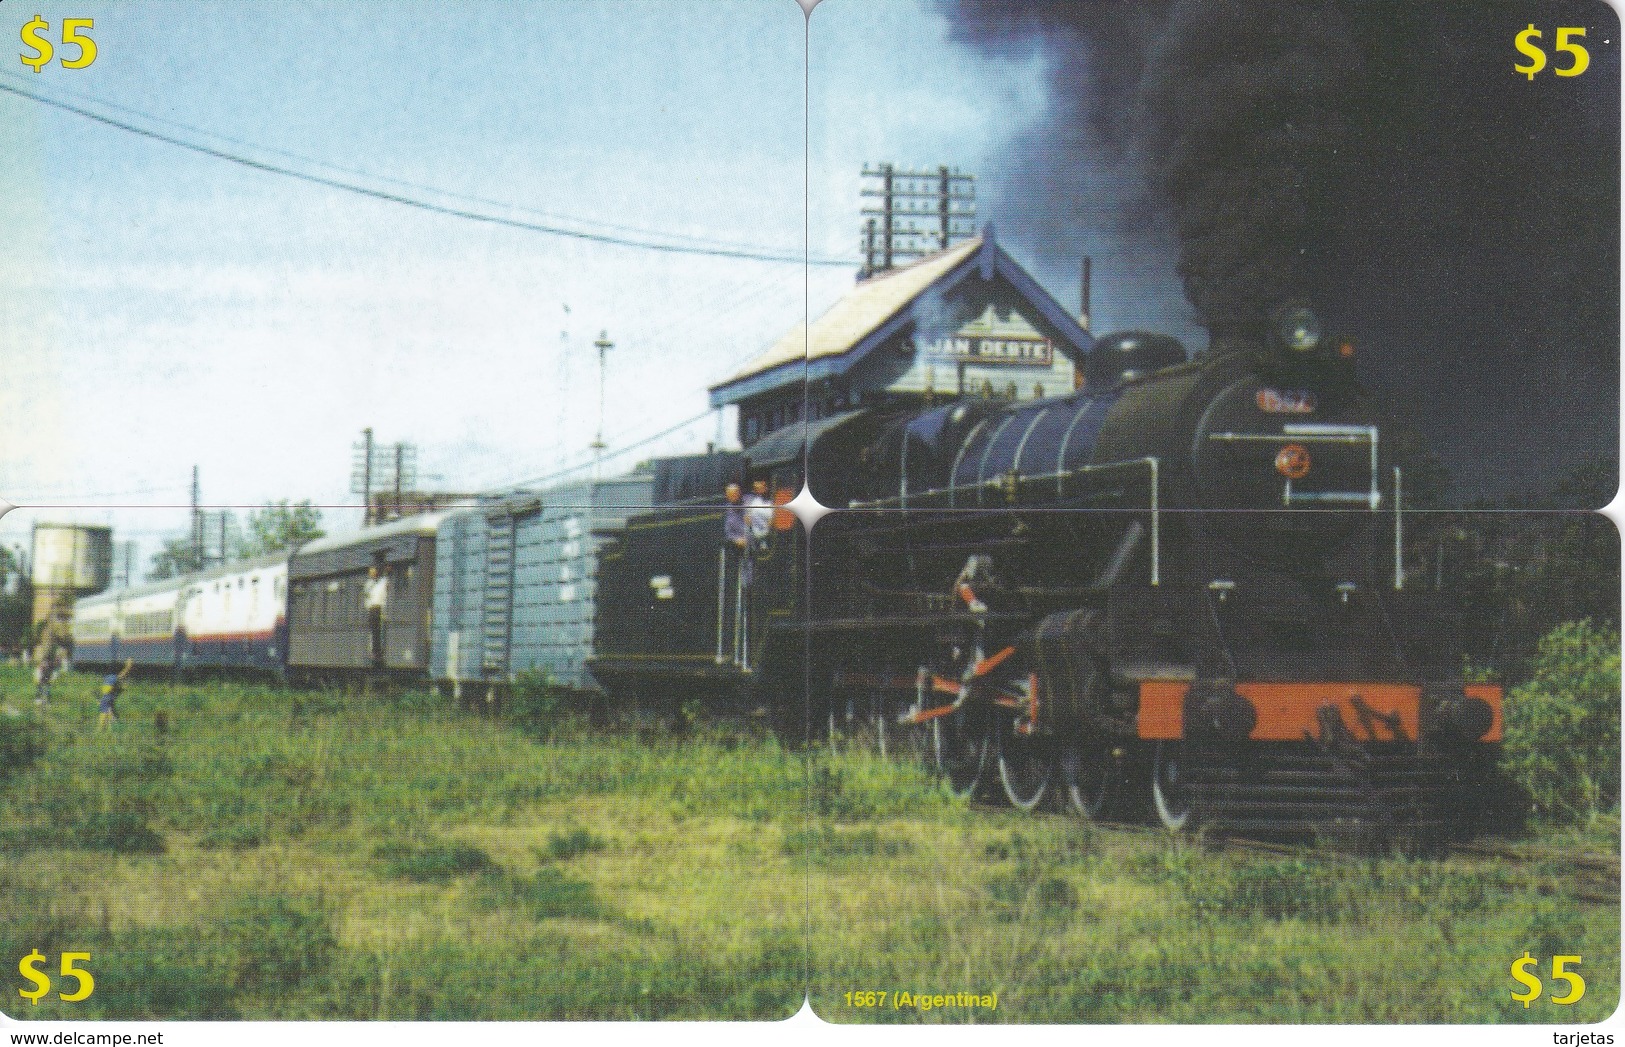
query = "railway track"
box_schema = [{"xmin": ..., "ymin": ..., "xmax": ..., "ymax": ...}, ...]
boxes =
[
  {"xmin": 1207, "ymin": 832, "xmax": 1620, "ymax": 904},
  {"xmin": 824, "ymin": 728, "xmax": 1619, "ymax": 898}
]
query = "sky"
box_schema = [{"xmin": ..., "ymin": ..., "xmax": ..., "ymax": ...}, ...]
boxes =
[
  {"xmin": 1, "ymin": 0, "xmax": 1115, "ymax": 572},
  {"xmin": 1, "ymin": 0, "xmax": 1617, "ymax": 579}
]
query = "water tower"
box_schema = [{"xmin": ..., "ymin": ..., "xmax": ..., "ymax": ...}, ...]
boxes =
[{"xmin": 30, "ymin": 522, "xmax": 112, "ymax": 656}]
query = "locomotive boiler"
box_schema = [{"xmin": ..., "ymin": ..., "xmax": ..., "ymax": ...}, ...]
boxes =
[{"xmin": 789, "ymin": 305, "xmax": 1502, "ymax": 834}]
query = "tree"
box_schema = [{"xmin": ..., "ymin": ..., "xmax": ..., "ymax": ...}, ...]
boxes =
[
  {"xmin": 0, "ymin": 545, "xmax": 32, "ymax": 651},
  {"xmin": 242, "ymin": 500, "xmax": 324, "ymax": 556},
  {"xmin": 148, "ymin": 537, "xmax": 202, "ymax": 581},
  {"xmin": 1502, "ymin": 620, "xmax": 1622, "ymax": 825},
  {"xmin": 1400, "ymin": 459, "xmax": 1619, "ymax": 679}
]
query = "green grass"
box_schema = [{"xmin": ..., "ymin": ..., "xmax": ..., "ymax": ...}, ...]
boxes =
[
  {"xmin": 0, "ymin": 667, "xmax": 803, "ymax": 1020},
  {"xmin": 805, "ymin": 747, "xmax": 1621, "ymax": 1024},
  {"xmin": 542, "ymin": 827, "xmax": 609, "ymax": 862},
  {"xmin": 373, "ymin": 841, "xmax": 499, "ymax": 883},
  {"xmin": 0, "ymin": 665, "xmax": 1616, "ymax": 1022}
]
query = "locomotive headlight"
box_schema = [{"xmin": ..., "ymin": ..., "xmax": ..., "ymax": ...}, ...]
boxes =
[
  {"xmin": 1275, "ymin": 443, "xmax": 1312, "ymax": 480},
  {"xmin": 1277, "ymin": 307, "xmax": 1322, "ymax": 353}
]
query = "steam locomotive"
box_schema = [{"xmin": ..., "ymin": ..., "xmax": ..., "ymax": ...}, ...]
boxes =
[{"xmin": 593, "ymin": 306, "xmax": 1503, "ymax": 835}]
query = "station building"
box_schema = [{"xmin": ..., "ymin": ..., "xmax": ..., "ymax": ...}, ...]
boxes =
[{"xmin": 708, "ymin": 227, "xmax": 1096, "ymax": 455}]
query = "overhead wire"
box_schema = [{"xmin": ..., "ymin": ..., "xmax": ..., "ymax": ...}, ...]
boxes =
[
  {"xmin": 461, "ymin": 262, "xmax": 811, "ymax": 491},
  {"xmin": 0, "ymin": 70, "xmax": 850, "ymax": 553},
  {"xmin": 0, "ymin": 70, "xmax": 823, "ymax": 258},
  {"xmin": 0, "ymin": 77, "xmax": 857, "ymax": 267},
  {"xmin": 446, "ymin": 408, "xmax": 719, "ymax": 497}
]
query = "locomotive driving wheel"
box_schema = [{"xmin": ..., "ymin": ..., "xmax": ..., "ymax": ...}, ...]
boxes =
[
  {"xmin": 995, "ymin": 675, "xmax": 1053, "ymax": 811},
  {"xmin": 1151, "ymin": 741, "xmax": 1196, "ymax": 831},
  {"xmin": 932, "ymin": 706, "xmax": 989, "ymax": 799},
  {"xmin": 1060, "ymin": 735, "xmax": 1118, "ymax": 821}
]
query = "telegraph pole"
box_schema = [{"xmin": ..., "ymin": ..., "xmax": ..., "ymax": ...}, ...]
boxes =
[
  {"xmin": 189, "ymin": 465, "xmax": 203, "ymax": 572},
  {"xmin": 351, "ymin": 430, "xmax": 416, "ymax": 523},
  {"xmin": 592, "ymin": 330, "xmax": 613, "ymax": 481},
  {"xmin": 393, "ymin": 442, "xmax": 405, "ymax": 521},
  {"xmin": 860, "ymin": 164, "xmax": 975, "ymax": 277},
  {"xmin": 351, "ymin": 428, "xmax": 375, "ymax": 525},
  {"xmin": 881, "ymin": 162, "xmax": 894, "ymax": 272}
]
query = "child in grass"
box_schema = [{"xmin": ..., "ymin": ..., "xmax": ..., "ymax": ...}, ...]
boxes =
[{"xmin": 98, "ymin": 658, "xmax": 133, "ymax": 729}]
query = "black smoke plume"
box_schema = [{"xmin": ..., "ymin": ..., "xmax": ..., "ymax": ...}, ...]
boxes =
[{"xmin": 949, "ymin": 0, "xmax": 1619, "ymax": 502}]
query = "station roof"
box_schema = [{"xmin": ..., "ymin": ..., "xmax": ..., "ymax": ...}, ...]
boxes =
[{"xmin": 708, "ymin": 227, "xmax": 1094, "ymax": 408}]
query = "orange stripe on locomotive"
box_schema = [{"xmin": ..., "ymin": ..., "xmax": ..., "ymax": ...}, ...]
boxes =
[{"xmin": 1136, "ymin": 680, "xmax": 1503, "ymax": 742}]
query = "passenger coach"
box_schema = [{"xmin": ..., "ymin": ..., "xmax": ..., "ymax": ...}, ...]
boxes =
[{"xmin": 73, "ymin": 554, "xmax": 289, "ymax": 676}]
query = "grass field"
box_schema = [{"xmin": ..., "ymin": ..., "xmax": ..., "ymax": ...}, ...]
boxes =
[
  {"xmin": 806, "ymin": 744, "xmax": 1620, "ymax": 1023},
  {"xmin": 0, "ymin": 667, "xmax": 803, "ymax": 1019},
  {"xmin": 0, "ymin": 665, "xmax": 1617, "ymax": 1022}
]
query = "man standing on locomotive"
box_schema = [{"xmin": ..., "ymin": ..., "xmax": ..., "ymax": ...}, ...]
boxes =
[
  {"xmin": 722, "ymin": 482, "xmax": 754, "ymax": 666},
  {"xmin": 744, "ymin": 478, "xmax": 774, "ymax": 553},
  {"xmin": 723, "ymin": 482, "xmax": 748, "ymax": 551}
]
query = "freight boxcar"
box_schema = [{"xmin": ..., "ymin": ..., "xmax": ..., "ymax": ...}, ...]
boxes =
[{"xmin": 429, "ymin": 474, "xmax": 654, "ymax": 696}]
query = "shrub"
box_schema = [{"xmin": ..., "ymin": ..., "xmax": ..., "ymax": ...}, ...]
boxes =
[
  {"xmin": 0, "ymin": 713, "xmax": 46, "ymax": 781},
  {"xmin": 543, "ymin": 827, "xmax": 607, "ymax": 861},
  {"xmin": 1503, "ymin": 619, "xmax": 1621, "ymax": 824},
  {"xmin": 985, "ymin": 869, "xmax": 1079, "ymax": 922},
  {"xmin": 220, "ymin": 895, "xmax": 335, "ymax": 994},
  {"xmin": 374, "ymin": 840, "xmax": 496, "ymax": 882},
  {"xmin": 1192, "ymin": 860, "xmax": 1348, "ymax": 922},
  {"xmin": 198, "ymin": 823, "xmax": 263, "ymax": 851},
  {"xmin": 390, "ymin": 688, "xmax": 445, "ymax": 716},
  {"xmin": 509, "ymin": 670, "xmax": 571, "ymax": 740},
  {"xmin": 93, "ymin": 929, "xmax": 239, "ymax": 1019},
  {"xmin": 243, "ymin": 750, "xmax": 315, "ymax": 790},
  {"xmin": 75, "ymin": 809, "xmax": 166, "ymax": 854},
  {"xmin": 782, "ymin": 825, "xmax": 909, "ymax": 860},
  {"xmin": 104, "ymin": 745, "xmax": 174, "ymax": 780},
  {"xmin": 493, "ymin": 866, "xmax": 601, "ymax": 919}
]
